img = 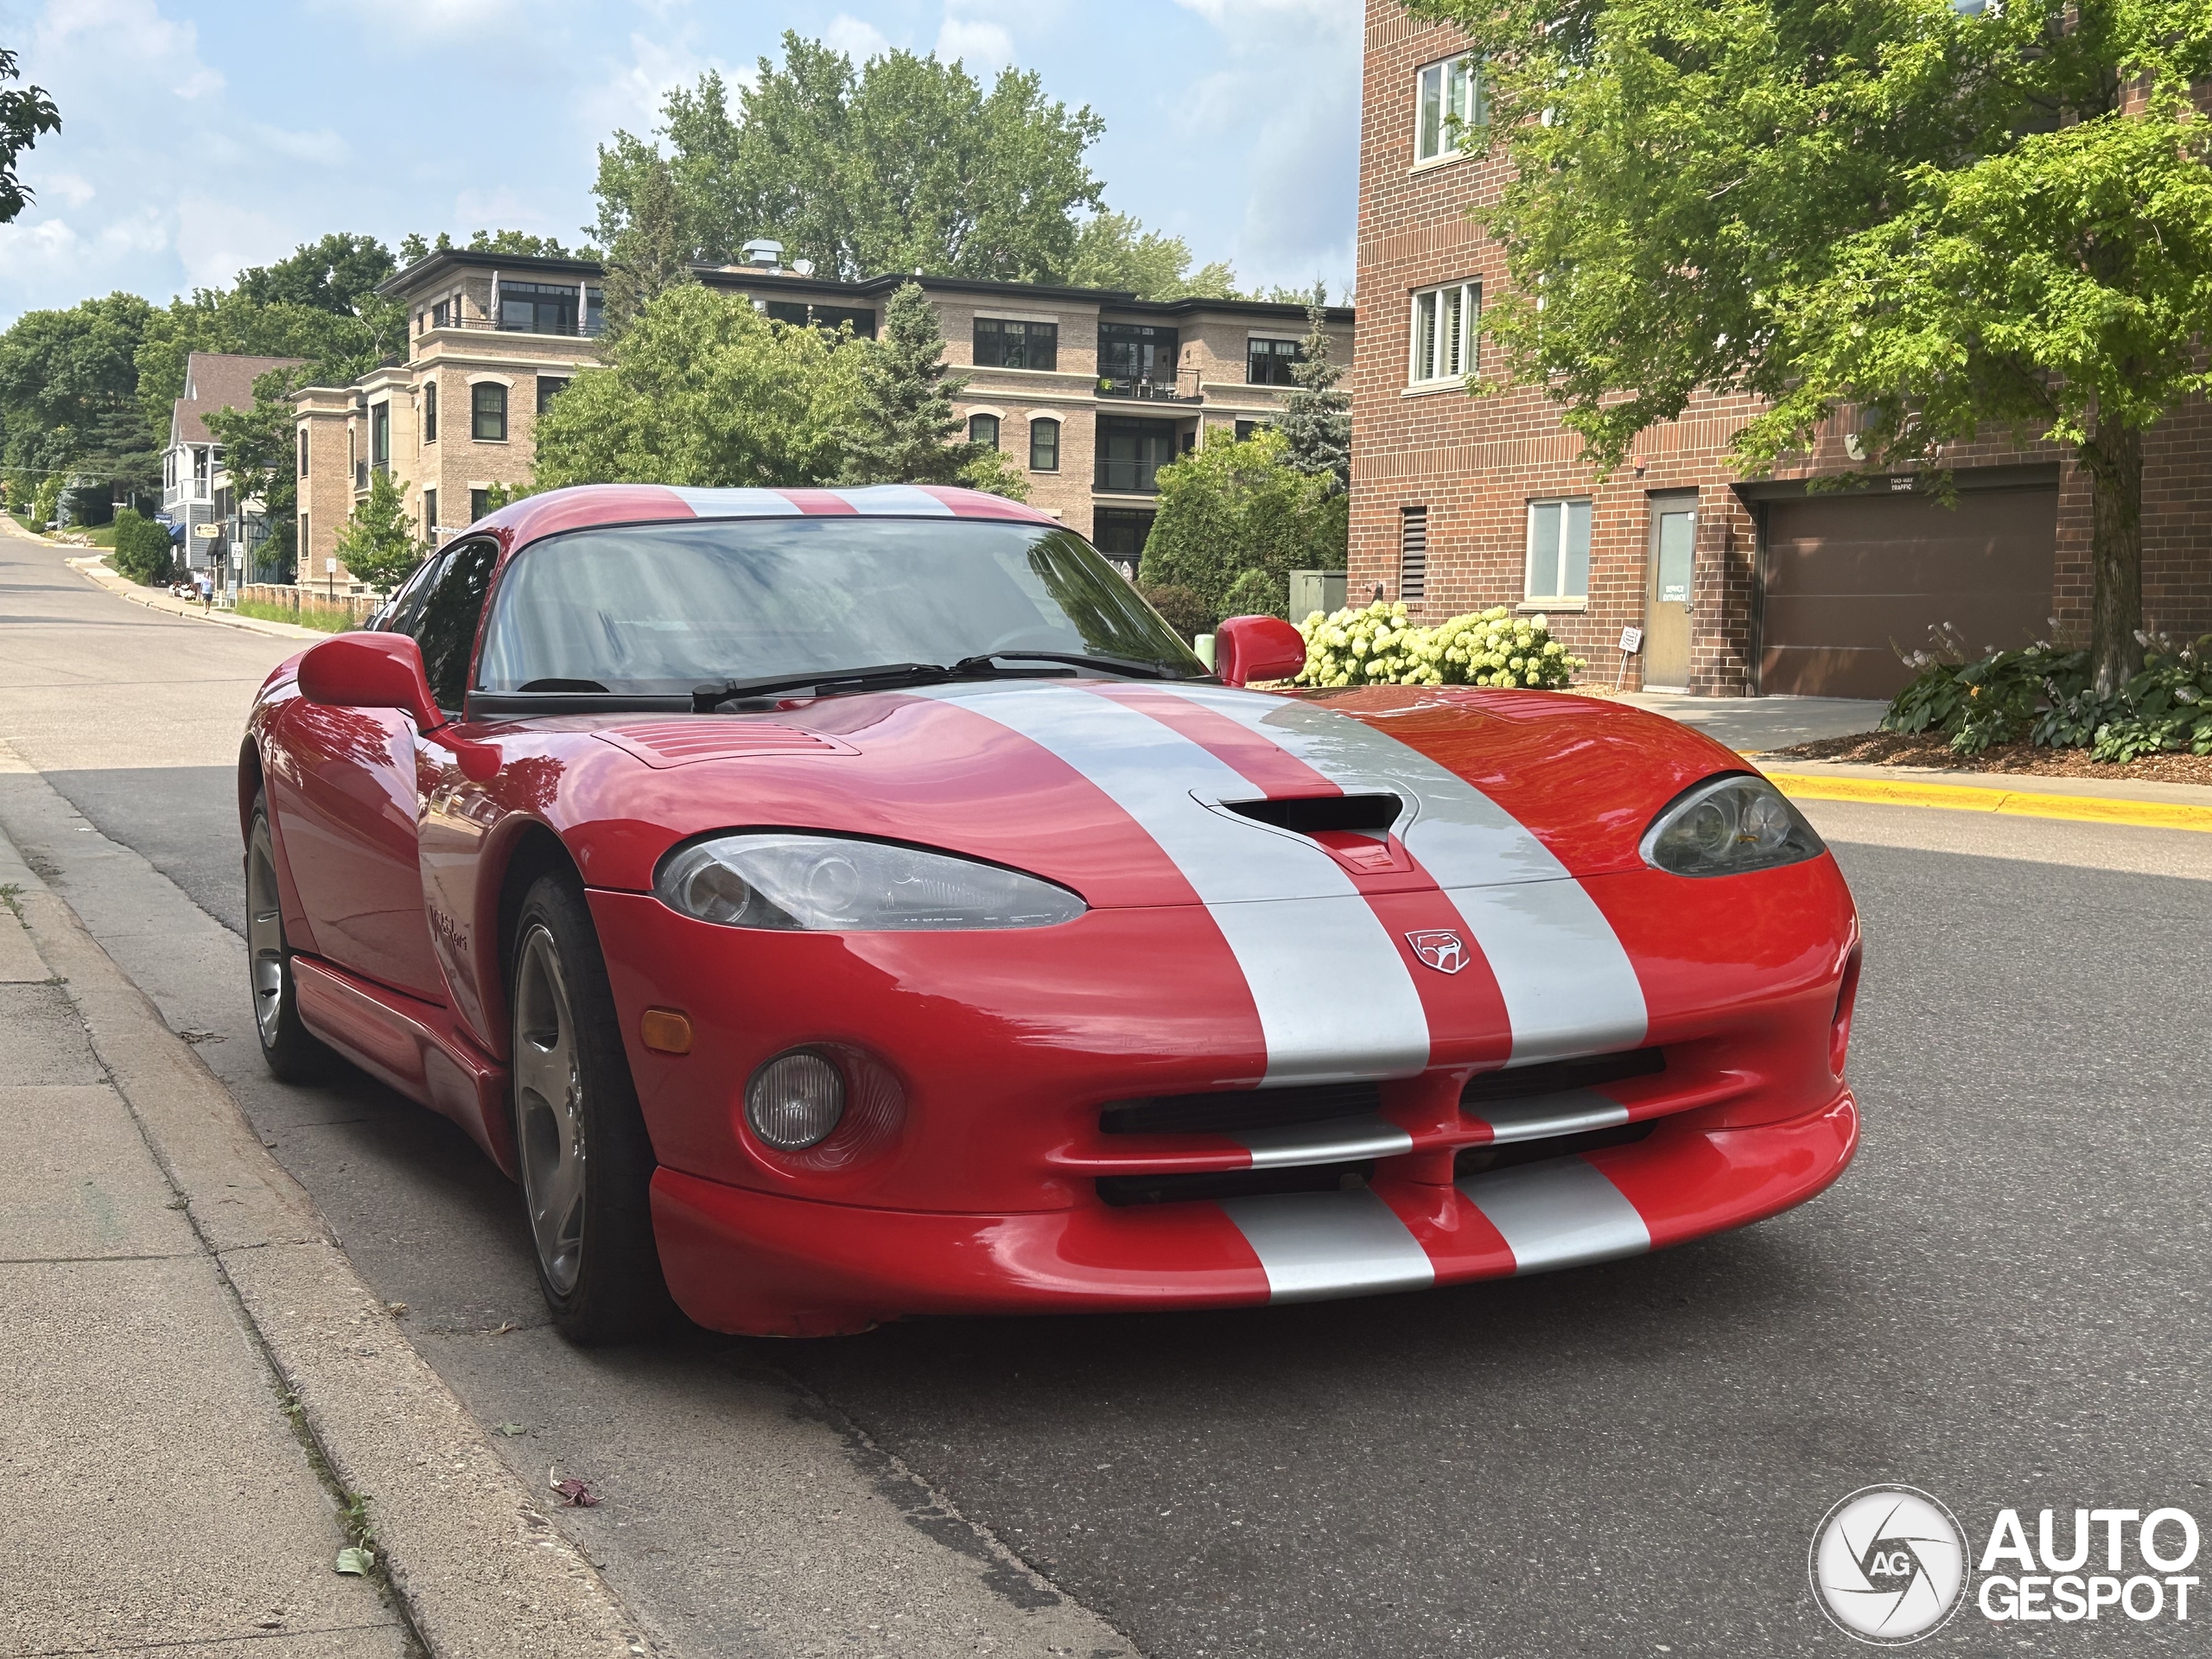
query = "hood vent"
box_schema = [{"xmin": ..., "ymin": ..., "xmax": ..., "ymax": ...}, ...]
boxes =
[
  {"xmin": 1224, "ymin": 792, "xmax": 1402, "ymax": 840},
  {"xmin": 596, "ymin": 721, "xmax": 856, "ymax": 768}
]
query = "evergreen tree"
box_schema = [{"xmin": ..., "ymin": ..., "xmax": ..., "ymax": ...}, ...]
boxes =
[
  {"xmin": 836, "ymin": 282, "xmax": 983, "ymax": 486},
  {"xmin": 1277, "ymin": 288, "xmax": 1350, "ymax": 496},
  {"xmin": 601, "ymin": 153, "xmax": 695, "ymax": 340},
  {"xmin": 334, "ymin": 468, "xmax": 425, "ymax": 592}
]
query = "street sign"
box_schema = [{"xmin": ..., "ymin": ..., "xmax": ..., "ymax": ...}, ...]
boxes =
[
  {"xmin": 324, "ymin": 557, "xmax": 337, "ymax": 573},
  {"xmin": 1618, "ymin": 626, "xmax": 1643, "ymax": 654}
]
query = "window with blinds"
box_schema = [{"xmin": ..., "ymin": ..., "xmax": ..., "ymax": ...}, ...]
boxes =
[{"xmin": 1400, "ymin": 506, "xmax": 1429, "ymax": 601}]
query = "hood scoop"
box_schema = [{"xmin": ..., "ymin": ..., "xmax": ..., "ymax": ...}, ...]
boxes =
[
  {"xmin": 1224, "ymin": 792, "xmax": 1402, "ymax": 840},
  {"xmin": 596, "ymin": 721, "xmax": 858, "ymax": 768}
]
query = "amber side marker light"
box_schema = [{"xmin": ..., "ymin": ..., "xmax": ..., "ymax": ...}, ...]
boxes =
[{"xmin": 641, "ymin": 1008, "xmax": 694, "ymax": 1055}]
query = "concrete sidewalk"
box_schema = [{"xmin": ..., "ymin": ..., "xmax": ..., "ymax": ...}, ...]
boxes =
[
  {"xmin": 64, "ymin": 551, "xmax": 327, "ymax": 642},
  {"xmin": 0, "ymin": 821, "xmax": 648, "ymax": 1658}
]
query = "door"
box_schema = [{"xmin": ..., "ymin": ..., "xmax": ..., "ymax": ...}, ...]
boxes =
[
  {"xmin": 1760, "ymin": 486, "xmax": 2057, "ymax": 698},
  {"xmin": 1644, "ymin": 494, "xmax": 1696, "ymax": 690}
]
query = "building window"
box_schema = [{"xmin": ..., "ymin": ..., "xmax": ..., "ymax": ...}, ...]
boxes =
[
  {"xmin": 1233, "ymin": 419, "xmax": 1268, "ymax": 442},
  {"xmin": 975, "ymin": 317, "xmax": 1058, "ymax": 372},
  {"xmin": 760, "ymin": 299, "xmax": 809, "ymax": 327},
  {"xmin": 423, "ymin": 487, "xmax": 438, "ymax": 539},
  {"xmin": 1247, "ymin": 338, "xmax": 1300, "ymax": 386},
  {"xmin": 1091, "ymin": 508, "xmax": 1155, "ymax": 578},
  {"xmin": 299, "ymin": 513, "xmax": 309, "ymax": 557},
  {"xmin": 1415, "ymin": 54, "xmax": 1485, "ymax": 163},
  {"xmin": 498, "ymin": 281, "xmax": 587, "ymax": 335},
  {"xmin": 430, "ymin": 298, "xmax": 452, "ymax": 329},
  {"xmin": 1029, "ymin": 417, "xmax": 1060, "ymax": 472},
  {"xmin": 1098, "ymin": 322, "xmax": 1178, "ymax": 395},
  {"xmin": 1409, "ymin": 281, "xmax": 1479, "ymax": 385},
  {"xmin": 469, "ymin": 487, "xmax": 490, "ymax": 524},
  {"xmin": 423, "ymin": 382, "xmax": 437, "ymax": 443},
  {"xmin": 1526, "ymin": 498, "xmax": 1592, "ymax": 600},
  {"xmin": 297, "ymin": 429, "xmax": 308, "ymax": 479},
  {"xmin": 969, "ymin": 413, "xmax": 1001, "ymax": 448},
  {"xmin": 193, "ymin": 446, "xmax": 209, "ymax": 492},
  {"xmin": 370, "ymin": 403, "xmax": 390, "ymax": 471},
  {"xmin": 811, "ymin": 305, "xmax": 874, "ymax": 339},
  {"xmin": 472, "ymin": 383, "xmax": 507, "ymax": 442},
  {"xmin": 536, "ymin": 376, "xmax": 569, "ymax": 416},
  {"xmin": 1096, "ymin": 416, "xmax": 1176, "ymax": 494},
  {"xmin": 1400, "ymin": 506, "xmax": 1429, "ymax": 601}
]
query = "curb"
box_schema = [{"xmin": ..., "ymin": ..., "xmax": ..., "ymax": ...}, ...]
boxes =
[
  {"xmin": 0, "ymin": 835, "xmax": 651, "ymax": 1657},
  {"xmin": 1764, "ymin": 768, "xmax": 2212, "ymax": 835},
  {"xmin": 62, "ymin": 553, "xmax": 331, "ymax": 641}
]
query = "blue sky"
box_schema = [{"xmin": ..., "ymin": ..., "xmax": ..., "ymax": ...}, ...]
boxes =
[{"xmin": 0, "ymin": 0, "xmax": 1361, "ymax": 325}]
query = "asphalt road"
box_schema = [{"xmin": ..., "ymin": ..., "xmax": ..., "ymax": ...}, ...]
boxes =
[{"xmin": 8, "ymin": 526, "xmax": 2212, "ymax": 1656}]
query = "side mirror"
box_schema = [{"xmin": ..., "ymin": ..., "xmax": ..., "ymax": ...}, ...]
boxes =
[
  {"xmin": 1215, "ymin": 614, "xmax": 1307, "ymax": 688},
  {"xmin": 297, "ymin": 632, "xmax": 443, "ymax": 731}
]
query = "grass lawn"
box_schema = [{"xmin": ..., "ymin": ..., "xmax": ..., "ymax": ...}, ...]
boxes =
[{"xmin": 234, "ymin": 597, "xmax": 355, "ymax": 633}]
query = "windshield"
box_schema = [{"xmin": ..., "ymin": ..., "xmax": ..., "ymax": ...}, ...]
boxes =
[{"xmin": 475, "ymin": 516, "xmax": 1206, "ymax": 694}]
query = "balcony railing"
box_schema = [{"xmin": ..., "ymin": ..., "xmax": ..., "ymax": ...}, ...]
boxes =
[
  {"xmin": 1095, "ymin": 457, "xmax": 1166, "ymax": 494},
  {"xmin": 426, "ymin": 312, "xmax": 605, "ymax": 339},
  {"xmin": 1096, "ymin": 373, "xmax": 1203, "ymax": 404}
]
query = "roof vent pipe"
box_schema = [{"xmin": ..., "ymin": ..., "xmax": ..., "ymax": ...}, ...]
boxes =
[{"xmin": 742, "ymin": 238, "xmax": 785, "ymax": 270}]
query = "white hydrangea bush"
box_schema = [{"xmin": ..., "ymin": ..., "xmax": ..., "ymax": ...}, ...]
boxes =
[{"xmin": 1294, "ymin": 601, "xmax": 1583, "ymax": 690}]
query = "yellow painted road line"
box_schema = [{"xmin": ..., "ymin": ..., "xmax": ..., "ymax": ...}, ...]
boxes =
[{"xmin": 1763, "ymin": 770, "xmax": 2212, "ymax": 835}]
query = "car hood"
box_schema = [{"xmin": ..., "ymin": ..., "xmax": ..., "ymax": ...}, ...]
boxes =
[{"xmin": 535, "ymin": 680, "xmax": 1748, "ymax": 907}]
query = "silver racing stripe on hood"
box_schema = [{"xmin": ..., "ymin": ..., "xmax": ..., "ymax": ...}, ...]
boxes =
[
  {"xmin": 912, "ymin": 682, "xmax": 1429, "ymax": 1084},
  {"xmin": 1140, "ymin": 684, "xmax": 1649, "ymax": 1065}
]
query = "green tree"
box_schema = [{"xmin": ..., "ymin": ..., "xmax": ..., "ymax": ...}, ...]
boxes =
[
  {"xmin": 0, "ymin": 292, "xmax": 158, "ymax": 502},
  {"xmin": 601, "ymin": 151, "xmax": 695, "ymax": 340},
  {"xmin": 110, "ymin": 507, "xmax": 174, "ymax": 585},
  {"xmin": 594, "ymin": 37, "xmax": 1105, "ymax": 282},
  {"xmin": 531, "ymin": 283, "xmax": 863, "ymax": 488},
  {"xmin": 398, "ymin": 229, "xmax": 590, "ymax": 264},
  {"xmin": 0, "ymin": 46, "xmax": 60, "ymax": 224},
  {"xmin": 1421, "ymin": 0, "xmax": 2212, "ymax": 694},
  {"xmin": 1067, "ymin": 212, "xmax": 1238, "ymax": 299},
  {"xmin": 1138, "ymin": 429, "xmax": 1348, "ymax": 624},
  {"xmin": 836, "ymin": 281, "xmax": 986, "ymax": 486},
  {"xmin": 334, "ymin": 468, "xmax": 424, "ymax": 592},
  {"xmin": 1276, "ymin": 289, "xmax": 1350, "ymax": 494},
  {"xmin": 204, "ymin": 365, "xmax": 309, "ymax": 581}
]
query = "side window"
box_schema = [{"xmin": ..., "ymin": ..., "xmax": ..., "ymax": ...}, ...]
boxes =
[
  {"xmin": 473, "ymin": 382, "xmax": 508, "ymax": 442},
  {"xmin": 411, "ymin": 540, "xmax": 498, "ymax": 713},
  {"xmin": 371, "ymin": 551, "xmax": 445, "ymax": 636}
]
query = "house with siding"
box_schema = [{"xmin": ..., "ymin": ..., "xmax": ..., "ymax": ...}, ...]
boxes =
[{"xmin": 164, "ymin": 353, "xmax": 304, "ymax": 584}]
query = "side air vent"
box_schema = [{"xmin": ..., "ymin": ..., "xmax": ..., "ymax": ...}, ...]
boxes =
[
  {"xmin": 1224, "ymin": 793, "xmax": 1402, "ymax": 839},
  {"xmin": 1460, "ymin": 1047, "xmax": 1664, "ymax": 1109},
  {"xmin": 594, "ymin": 722, "xmax": 856, "ymax": 768},
  {"xmin": 1101, "ymin": 1079, "xmax": 1382, "ymax": 1138}
]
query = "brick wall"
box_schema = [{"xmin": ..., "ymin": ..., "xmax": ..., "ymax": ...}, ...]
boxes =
[{"xmin": 1352, "ymin": 1, "xmax": 2212, "ymax": 694}]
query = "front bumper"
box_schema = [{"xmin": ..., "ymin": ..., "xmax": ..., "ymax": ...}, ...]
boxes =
[{"xmin": 650, "ymin": 1087, "xmax": 1858, "ymax": 1336}]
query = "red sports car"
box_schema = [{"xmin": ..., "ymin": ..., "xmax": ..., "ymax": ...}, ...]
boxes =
[{"xmin": 241, "ymin": 484, "xmax": 1860, "ymax": 1342}]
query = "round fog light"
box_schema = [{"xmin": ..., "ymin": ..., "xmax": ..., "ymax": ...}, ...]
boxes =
[{"xmin": 746, "ymin": 1052, "xmax": 846, "ymax": 1150}]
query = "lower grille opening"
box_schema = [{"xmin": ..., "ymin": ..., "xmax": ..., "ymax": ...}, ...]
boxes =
[
  {"xmin": 1460, "ymin": 1046, "xmax": 1664, "ymax": 1109},
  {"xmin": 1453, "ymin": 1119, "xmax": 1651, "ymax": 1178},
  {"xmin": 1097, "ymin": 1160, "xmax": 1375, "ymax": 1207},
  {"xmin": 1100, "ymin": 1080, "xmax": 1383, "ymax": 1138}
]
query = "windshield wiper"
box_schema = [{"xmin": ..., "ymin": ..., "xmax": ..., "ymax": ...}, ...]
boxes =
[{"xmin": 951, "ymin": 651, "xmax": 1199, "ymax": 681}]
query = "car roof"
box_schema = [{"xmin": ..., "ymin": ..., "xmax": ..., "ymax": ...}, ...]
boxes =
[{"xmin": 471, "ymin": 483, "xmax": 1058, "ymax": 559}]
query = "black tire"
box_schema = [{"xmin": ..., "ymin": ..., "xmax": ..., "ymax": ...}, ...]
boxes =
[
  {"xmin": 509, "ymin": 870, "xmax": 672, "ymax": 1344},
  {"xmin": 246, "ymin": 793, "xmax": 334, "ymax": 1083}
]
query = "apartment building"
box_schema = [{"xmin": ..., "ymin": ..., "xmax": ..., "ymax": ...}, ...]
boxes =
[
  {"xmin": 1353, "ymin": 3, "xmax": 2212, "ymax": 697},
  {"xmin": 164, "ymin": 352, "xmax": 304, "ymax": 579},
  {"xmin": 293, "ymin": 248, "xmax": 1353, "ymax": 590}
]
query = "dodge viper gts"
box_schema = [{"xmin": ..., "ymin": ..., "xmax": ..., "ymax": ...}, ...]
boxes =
[{"xmin": 241, "ymin": 483, "xmax": 1860, "ymax": 1341}]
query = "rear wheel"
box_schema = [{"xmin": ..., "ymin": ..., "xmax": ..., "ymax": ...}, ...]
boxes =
[
  {"xmin": 246, "ymin": 796, "xmax": 331, "ymax": 1083},
  {"xmin": 510, "ymin": 872, "xmax": 671, "ymax": 1344}
]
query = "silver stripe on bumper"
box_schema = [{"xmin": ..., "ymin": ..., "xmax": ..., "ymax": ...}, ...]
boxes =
[
  {"xmin": 1467, "ymin": 1087, "xmax": 1630, "ymax": 1145},
  {"xmin": 1458, "ymin": 1158, "xmax": 1650, "ymax": 1274},
  {"xmin": 1231, "ymin": 1113, "xmax": 1416, "ymax": 1169},
  {"xmin": 1219, "ymin": 1187, "xmax": 1436, "ymax": 1303}
]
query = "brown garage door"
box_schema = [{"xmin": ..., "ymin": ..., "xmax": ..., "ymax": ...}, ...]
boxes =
[{"xmin": 1760, "ymin": 486, "xmax": 2057, "ymax": 699}]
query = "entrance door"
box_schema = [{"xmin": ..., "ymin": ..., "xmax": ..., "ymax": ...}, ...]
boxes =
[{"xmin": 1644, "ymin": 495, "xmax": 1696, "ymax": 689}]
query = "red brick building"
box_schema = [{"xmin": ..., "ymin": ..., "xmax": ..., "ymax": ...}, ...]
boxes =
[{"xmin": 1351, "ymin": 3, "xmax": 2212, "ymax": 698}]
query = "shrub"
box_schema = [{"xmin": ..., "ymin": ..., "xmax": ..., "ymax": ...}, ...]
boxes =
[
  {"xmin": 1138, "ymin": 430, "xmax": 1345, "ymax": 620},
  {"xmin": 1294, "ymin": 601, "xmax": 1582, "ymax": 690},
  {"xmin": 1141, "ymin": 582, "xmax": 1214, "ymax": 641},
  {"xmin": 1883, "ymin": 626, "xmax": 2212, "ymax": 760},
  {"xmin": 1221, "ymin": 567, "xmax": 1287, "ymax": 620},
  {"xmin": 110, "ymin": 508, "xmax": 174, "ymax": 585}
]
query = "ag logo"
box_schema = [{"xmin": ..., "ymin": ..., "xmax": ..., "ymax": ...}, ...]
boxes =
[
  {"xmin": 1809, "ymin": 1485, "xmax": 1968, "ymax": 1645},
  {"xmin": 1405, "ymin": 930, "xmax": 1467, "ymax": 974}
]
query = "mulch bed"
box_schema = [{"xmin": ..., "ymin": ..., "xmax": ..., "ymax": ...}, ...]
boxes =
[{"xmin": 1770, "ymin": 729, "xmax": 2212, "ymax": 788}]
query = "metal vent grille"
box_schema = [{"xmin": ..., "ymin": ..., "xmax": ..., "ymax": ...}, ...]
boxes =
[{"xmin": 1399, "ymin": 506, "xmax": 1428, "ymax": 601}]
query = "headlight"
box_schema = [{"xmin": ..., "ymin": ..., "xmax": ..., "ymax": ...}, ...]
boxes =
[
  {"xmin": 1640, "ymin": 774, "xmax": 1825, "ymax": 877},
  {"xmin": 656, "ymin": 833, "xmax": 1086, "ymax": 931}
]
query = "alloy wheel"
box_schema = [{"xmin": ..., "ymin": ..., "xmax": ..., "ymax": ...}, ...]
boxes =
[
  {"xmin": 514, "ymin": 922, "xmax": 588, "ymax": 1296},
  {"xmin": 246, "ymin": 817, "xmax": 287, "ymax": 1049}
]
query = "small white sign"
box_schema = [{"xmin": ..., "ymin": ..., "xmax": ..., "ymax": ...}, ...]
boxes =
[
  {"xmin": 192, "ymin": 523, "xmax": 219, "ymax": 538},
  {"xmin": 1618, "ymin": 626, "xmax": 1643, "ymax": 654},
  {"xmin": 324, "ymin": 557, "xmax": 337, "ymax": 573}
]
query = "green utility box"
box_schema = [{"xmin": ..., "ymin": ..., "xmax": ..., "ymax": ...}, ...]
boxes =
[{"xmin": 1287, "ymin": 569, "xmax": 1348, "ymax": 620}]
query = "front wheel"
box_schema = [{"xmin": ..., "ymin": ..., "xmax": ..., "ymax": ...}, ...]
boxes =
[
  {"xmin": 510, "ymin": 872, "xmax": 671, "ymax": 1344},
  {"xmin": 246, "ymin": 796, "xmax": 332, "ymax": 1083}
]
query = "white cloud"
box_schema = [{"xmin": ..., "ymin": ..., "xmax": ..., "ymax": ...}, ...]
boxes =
[
  {"xmin": 175, "ymin": 197, "xmax": 294, "ymax": 289},
  {"xmin": 249, "ymin": 125, "xmax": 353, "ymax": 168},
  {"xmin": 823, "ymin": 14, "xmax": 893, "ymax": 62},
  {"xmin": 935, "ymin": 15, "xmax": 1014, "ymax": 69},
  {"xmin": 314, "ymin": 0, "xmax": 520, "ymax": 39},
  {"xmin": 41, "ymin": 172, "xmax": 95, "ymax": 208}
]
